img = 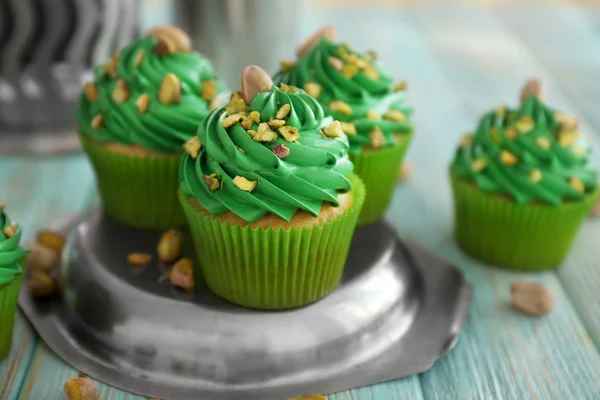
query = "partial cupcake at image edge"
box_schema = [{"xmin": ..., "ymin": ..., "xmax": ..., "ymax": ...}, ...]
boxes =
[
  {"xmin": 178, "ymin": 66, "xmax": 365, "ymax": 309},
  {"xmin": 0, "ymin": 207, "xmax": 29, "ymax": 360},
  {"xmin": 450, "ymin": 78, "xmax": 599, "ymax": 271},
  {"xmin": 274, "ymin": 26, "xmax": 413, "ymax": 226},
  {"xmin": 77, "ymin": 25, "xmax": 227, "ymax": 230}
]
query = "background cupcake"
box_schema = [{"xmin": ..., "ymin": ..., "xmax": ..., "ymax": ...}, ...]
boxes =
[
  {"xmin": 179, "ymin": 66, "xmax": 365, "ymax": 309},
  {"xmin": 450, "ymin": 79, "xmax": 598, "ymax": 270},
  {"xmin": 0, "ymin": 207, "xmax": 28, "ymax": 360},
  {"xmin": 274, "ymin": 26, "xmax": 413, "ymax": 226},
  {"xmin": 77, "ymin": 26, "xmax": 227, "ymax": 230}
]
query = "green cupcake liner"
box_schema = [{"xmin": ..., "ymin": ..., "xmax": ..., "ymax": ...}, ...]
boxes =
[
  {"xmin": 80, "ymin": 133, "xmax": 186, "ymax": 230},
  {"xmin": 350, "ymin": 132, "xmax": 413, "ymax": 226},
  {"xmin": 450, "ymin": 170, "xmax": 599, "ymax": 271},
  {"xmin": 0, "ymin": 274, "xmax": 23, "ymax": 360},
  {"xmin": 179, "ymin": 174, "xmax": 366, "ymax": 310}
]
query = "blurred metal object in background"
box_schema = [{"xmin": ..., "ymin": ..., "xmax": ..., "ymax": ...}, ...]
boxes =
[
  {"xmin": 0, "ymin": 0, "xmax": 139, "ymax": 154},
  {"xmin": 174, "ymin": 0, "xmax": 302, "ymax": 89}
]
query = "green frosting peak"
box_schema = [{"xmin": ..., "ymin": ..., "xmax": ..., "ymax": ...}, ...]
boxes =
[
  {"xmin": 0, "ymin": 210, "xmax": 28, "ymax": 286},
  {"xmin": 274, "ymin": 38, "xmax": 413, "ymax": 154},
  {"xmin": 452, "ymin": 95, "xmax": 597, "ymax": 206},
  {"xmin": 77, "ymin": 36, "xmax": 226, "ymax": 153},
  {"xmin": 179, "ymin": 84, "xmax": 354, "ymax": 223}
]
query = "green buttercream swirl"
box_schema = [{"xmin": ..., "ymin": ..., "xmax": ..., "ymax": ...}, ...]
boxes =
[
  {"xmin": 77, "ymin": 36, "xmax": 226, "ymax": 152},
  {"xmin": 452, "ymin": 95, "xmax": 597, "ymax": 206},
  {"xmin": 179, "ymin": 85, "xmax": 354, "ymax": 223},
  {"xmin": 0, "ymin": 211, "xmax": 28, "ymax": 286},
  {"xmin": 274, "ymin": 38, "xmax": 413, "ymax": 154}
]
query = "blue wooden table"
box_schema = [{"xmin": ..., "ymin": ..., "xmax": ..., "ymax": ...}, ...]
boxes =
[{"xmin": 3, "ymin": 1, "xmax": 600, "ymax": 399}]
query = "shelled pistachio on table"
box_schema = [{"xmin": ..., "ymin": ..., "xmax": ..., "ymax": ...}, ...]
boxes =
[
  {"xmin": 25, "ymin": 230, "xmax": 66, "ymax": 297},
  {"xmin": 63, "ymin": 377, "xmax": 100, "ymax": 400},
  {"xmin": 510, "ymin": 281, "xmax": 554, "ymax": 317}
]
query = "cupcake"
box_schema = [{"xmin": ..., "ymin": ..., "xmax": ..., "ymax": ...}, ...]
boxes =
[
  {"xmin": 179, "ymin": 66, "xmax": 365, "ymax": 309},
  {"xmin": 77, "ymin": 25, "xmax": 227, "ymax": 230},
  {"xmin": 274, "ymin": 26, "xmax": 413, "ymax": 226},
  {"xmin": 0, "ymin": 207, "xmax": 28, "ymax": 359},
  {"xmin": 450, "ymin": 79, "xmax": 598, "ymax": 270}
]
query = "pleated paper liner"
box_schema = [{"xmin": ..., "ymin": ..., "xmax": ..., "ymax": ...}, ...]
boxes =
[
  {"xmin": 80, "ymin": 133, "xmax": 187, "ymax": 230},
  {"xmin": 350, "ymin": 132, "xmax": 413, "ymax": 226},
  {"xmin": 179, "ymin": 174, "xmax": 366, "ymax": 310},
  {"xmin": 0, "ymin": 274, "xmax": 23, "ymax": 360},
  {"xmin": 450, "ymin": 171, "xmax": 599, "ymax": 271}
]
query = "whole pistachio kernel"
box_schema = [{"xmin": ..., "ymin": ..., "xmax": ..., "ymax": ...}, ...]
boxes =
[
  {"xmin": 134, "ymin": 49, "xmax": 145, "ymax": 67},
  {"xmin": 112, "ymin": 79, "xmax": 131, "ymax": 103},
  {"xmin": 276, "ymin": 104, "xmax": 291, "ymax": 119},
  {"xmin": 500, "ymin": 150, "xmax": 519, "ymax": 166},
  {"xmin": 91, "ymin": 114, "xmax": 104, "ymax": 130},
  {"xmin": 169, "ymin": 258, "xmax": 194, "ymax": 291},
  {"xmin": 221, "ymin": 113, "xmax": 244, "ymax": 128},
  {"xmin": 201, "ymin": 79, "xmax": 218, "ymax": 101},
  {"xmin": 536, "ymin": 136, "xmax": 551, "ymax": 150},
  {"xmin": 329, "ymin": 101, "xmax": 352, "ymax": 116},
  {"xmin": 202, "ymin": 173, "xmax": 221, "ymax": 191},
  {"xmin": 158, "ymin": 73, "xmax": 181, "ymax": 105},
  {"xmin": 459, "ymin": 134, "xmax": 473, "ymax": 147},
  {"xmin": 322, "ymin": 121, "xmax": 343, "ymax": 138},
  {"xmin": 233, "ymin": 176, "xmax": 257, "ymax": 192},
  {"xmin": 559, "ymin": 130, "xmax": 579, "ymax": 147},
  {"xmin": 516, "ymin": 116, "xmax": 534, "ymax": 133},
  {"xmin": 471, "ymin": 158, "xmax": 487, "ymax": 172},
  {"xmin": 569, "ymin": 176, "xmax": 585, "ymax": 193},
  {"xmin": 135, "ymin": 93, "xmax": 150, "ymax": 114},
  {"xmin": 383, "ymin": 109, "xmax": 406, "ymax": 122},
  {"xmin": 2, "ymin": 224, "xmax": 16, "ymax": 238},
  {"xmin": 253, "ymin": 123, "xmax": 277, "ymax": 142},
  {"xmin": 340, "ymin": 121, "xmax": 357, "ymax": 136},
  {"xmin": 341, "ymin": 64, "xmax": 359, "ymax": 79},
  {"xmin": 369, "ymin": 126, "xmax": 386, "ymax": 148},
  {"xmin": 279, "ymin": 125, "xmax": 300, "ymax": 142},
  {"xmin": 183, "ymin": 136, "xmax": 201, "ymax": 159},
  {"xmin": 83, "ymin": 82, "xmax": 99, "ymax": 102},
  {"xmin": 529, "ymin": 169, "xmax": 542, "ymax": 183},
  {"xmin": 153, "ymin": 37, "xmax": 177, "ymax": 56},
  {"xmin": 280, "ymin": 59, "xmax": 296, "ymax": 72},
  {"xmin": 304, "ymin": 82, "xmax": 322, "ymax": 99},
  {"xmin": 366, "ymin": 110, "xmax": 381, "ymax": 121}
]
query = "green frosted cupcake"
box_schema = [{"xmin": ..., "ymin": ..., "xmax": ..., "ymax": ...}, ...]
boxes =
[
  {"xmin": 450, "ymin": 79, "xmax": 598, "ymax": 271},
  {"xmin": 77, "ymin": 26, "xmax": 227, "ymax": 230},
  {"xmin": 0, "ymin": 208, "xmax": 28, "ymax": 360},
  {"xmin": 179, "ymin": 66, "xmax": 365, "ymax": 309},
  {"xmin": 274, "ymin": 26, "xmax": 413, "ymax": 226}
]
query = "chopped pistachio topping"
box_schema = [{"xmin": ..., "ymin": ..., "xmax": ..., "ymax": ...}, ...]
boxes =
[
  {"xmin": 279, "ymin": 125, "xmax": 300, "ymax": 142},
  {"xmin": 91, "ymin": 114, "xmax": 104, "ymax": 130},
  {"xmin": 322, "ymin": 121, "xmax": 343, "ymax": 138},
  {"xmin": 112, "ymin": 79, "xmax": 130, "ymax": 103},
  {"xmin": 202, "ymin": 173, "xmax": 221, "ymax": 191},
  {"xmin": 83, "ymin": 82, "xmax": 99, "ymax": 102},
  {"xmin": 135, "ymin": 93, "xmax": 150, "ymax": 114},
  {"xmin": 555, "ymin": 112, "xmax": 578, "ymax": 130},
  {"xmin": 304, "ymin": 82, "xmax": 322, "ymax": 98},
  {"xmin": 268, "ymin": 119, "xmax": 286, "ymax": 129},
  {"xmin": 280, "ymin": 59, "xmax": 296, "ymax": 72},
  {"xmin": 366, "ymin": 50, "xmax": 378, "ymax": 60},
  {"xmin": 393, "ymin": 81, "xmax": 407, "ymax": 92},
  {"xmin": 573, "ymin": 147, "xmax": 587, "ymax": 157},
  {"xmin": 201, "ymin": 79, "xmax": 218, "ymax": 101},
  {"xmin": 183, "ymin": 136, "xmax": 201, "ymax": 159},
  {"xmin": 529, "ymin": 169, "xmax": 542, "ymax": 183},
  {"xmin": 221, "ymin": 113, "xmax": 244, "ymax": 128},
  {"xmin": 495, "ymin": 106, "xmax": 506, "ymax": 119},
  {"xmin": 536, "ymin": 136, "xmax": 551, "ymax": 150},
  {"xmin": 279, "ymin": 83, "xmax": 299, "ymax": 93},
  {"xmin": 383, "ymin": 109, "xmax": 406, "ymax": 122},
  {"xmin": 250, "ymin": 111, "xmax": 261, "ymax": 124},
  {"xmin": 516, "ymin": 116, "xmax": 534, "ymax": 133},
  {"xmin": 233, "ymin": 176, "xmax": 257, "ymax": 192},
  {"xmin": 329, "ymin": 100, "xmax": 352, "ymax": 116},
  {"xmin": 276, "ymin": 104, "xmax": 291, "ymax": 119},
  {"xmin": 569, "ymin": 176, "xmax": 585, "ymax": 193},
  {"xmin": 341, "ymin": 64, "xmax": 359, "ymax": 79},
  {"xmin": 252, "ymin": 123, "xmax": 277, "ymax": 142},
  {"xmin": 505, "ymin": 127, "xmax": 517, "ymax": 140},
  {"xmin": 362, "ymin": 66, "xmax": 380, "ymax": 80},
  {"xmin": 2, "ymin": 224, "xmax": 16, "ymax": 238},
  {"xmin": 459, "ymin": 134, "xmax": 473, "ymax": 147},
  {"xmin": 341, "ymin": 122, "xmax": 357, "ymax": 136},
  {"xmin": 103, "ymin": 60, "xmax": 117, "ymax": 79},
  {"xmin": 490, "ymin": 129, "xmax": 503, "ymax": 144},
  {"xmin": 558, "ymin": 130, "xmax": 579, "ymax": 147},
  {"xmin": 226, "ymin": 92, "xmax": 247, "ymax": 114},
  {"xmin": 208, "ymin": 98, "xmax": 221, "ymax": 111},
  {"xmin": 369, "ymin": 126, "xmax": 386, "ymax": 148},
  {"xmin": 271, "ymin": 144, "xmax": 290, "ymax": 158},
  {"xmin": 471, "ymin": 158, "xmax": 487, "ymax": 172},
  {"xmin": 240, "ymin": 116, "xmax": 253, "ymax": 130},
  {"xmin": 134, "ymin": 49, "xmax": 145, "ymax": 67},
  {"xmin": 500, "ymin": 150, "xmax": 519, "ymax": 166},
  {"xmin": 366, "ymin": 110, "xmax": 381, "ymax": 121},
  {"xmin": 328, "ymin": 56, "xmax": 343, "ymax": 71},
  {"xmin": 158, "ymin": 73, "xmax": 181, "ymax": 105}
]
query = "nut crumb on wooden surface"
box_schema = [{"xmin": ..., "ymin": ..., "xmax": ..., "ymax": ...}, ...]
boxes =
[
  {"xmin": 127, "ymin": 252, "xmax": 152, "ymax": 266},
  {"xmin": 64, "ymin": 377, "xmax": 100, "ymax": 400},
  {"xmin": 510, "ymin": 281, "xmax": 554, "ymax": 316}
]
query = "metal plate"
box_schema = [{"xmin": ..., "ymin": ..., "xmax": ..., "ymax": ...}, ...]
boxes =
[{"xmin": 19, "ymin": 210, "xmax": 472, "ymax": 400}]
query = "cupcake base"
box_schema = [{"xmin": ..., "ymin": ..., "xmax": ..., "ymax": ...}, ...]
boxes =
[
  {"xmin": 80, "ymin": 133, "xmax": 186, "ymax": 230},
  {"xmin": 179, "ymin": 174, "xmax": 366, "ymax": 310},
  {"xmin": 0, "ymin": 275, "xmax": 23, "ymax": 360},
  {"xmin": 350, "ymin": 132, "xmax": 413, "ymax": 226},
  {"xmin": 451, "ymin": 171, "xmax": 599, "ymax": 271}
]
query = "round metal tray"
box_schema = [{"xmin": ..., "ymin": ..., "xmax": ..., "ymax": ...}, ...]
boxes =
[{"xmin": 19, "ymin": 210, "xmax": 472, "ymax": 400}]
